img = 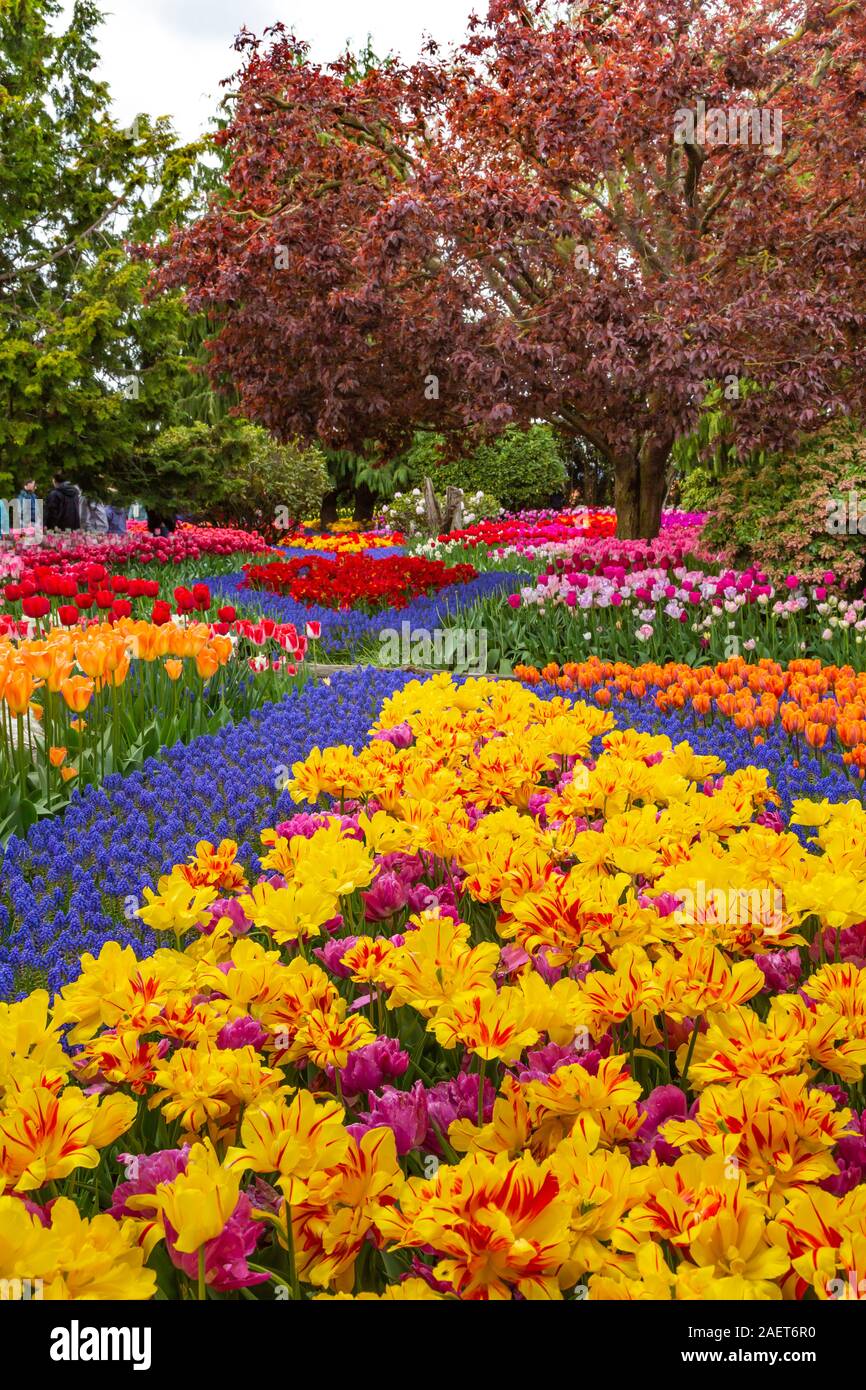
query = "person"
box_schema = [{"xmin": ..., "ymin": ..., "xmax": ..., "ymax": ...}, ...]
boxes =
[
  {"xmin": 146, "ymin": 507, "xmax": 177, "ymax": 538},
  {"xmin": 81, "ymin": 495, "xmax": 109, "ymax": 534},
  {"xmin": 44, "ymin": 475, "xmax": 81, "ymax": 531},
  {"xmin": 106, "ymin": 502, "xmax": 128, "ymax": 535},
  {"xmin": 15, "ymin": 479, "xmax": 39, "ymax": 527}
]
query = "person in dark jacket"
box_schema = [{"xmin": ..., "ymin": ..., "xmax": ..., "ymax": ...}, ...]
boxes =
[
  {"xmin": 146, "ymin": 507, "xmax": 177, "ymax": 538},
  {"xmin": 15, "ymin": 480, "xmax": 39, "ymax": 527},
  {"xmin": 44, "ymin": 476, "xmax": 81, "ymax": 531}
]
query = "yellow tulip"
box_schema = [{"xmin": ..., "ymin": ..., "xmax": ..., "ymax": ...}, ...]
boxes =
[{"xmin": 154, "ymin": 1141, "xmax": 241, "ymax": 1254}]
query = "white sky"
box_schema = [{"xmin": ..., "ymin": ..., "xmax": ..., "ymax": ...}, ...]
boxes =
[{"xmin": 59, "ymin": 1, "xmax": 480, "ymax": 142}]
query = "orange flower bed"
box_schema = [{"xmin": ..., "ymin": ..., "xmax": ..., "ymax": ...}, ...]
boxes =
[{"xmin": 514, "ymin": 656, "xmax": 866, "ymax": 777}]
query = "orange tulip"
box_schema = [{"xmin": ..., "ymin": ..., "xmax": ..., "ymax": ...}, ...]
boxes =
[
  {"xmin": 164, "ymin": 659, "xmax": 184, "ymax": 681},
  {"xmin": 76, "ymin": 643, "xmax": 109, "ymax": 680},
  {"xmin": 45, "ymin": 656, "xmax": 75, "ymax": 694},
  {"xmin": 19, "ymin": 643, "xmax": 55, "ymax": 681},
  {"xmin": 4, "ymin": 668, "xmax": 36, "ymax": 717},
  {"xmin": 804, "ymin": 722, "xmax": 828, "ymax": 749},
  {"xmin": 195, "ymin": 646, "xmax": 221, "ymax": 680},
  {"xmin": 60, "ymin": 766, "xmax": 79, "ymax": 782},
  {"xmin": 60, "ymin": 675, "xmax": 95, "ymax": 713},
  {"xmin": 104, "ymin": 657, "xmax": 130, "ymax": 688},
  {"xmin": 49, "ymin": 746, "xmax": 67, "ymax": 767}
]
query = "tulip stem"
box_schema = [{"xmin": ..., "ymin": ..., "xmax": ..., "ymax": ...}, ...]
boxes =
[
  {"xmin": 679, "ymin": 1014, "xmax": 703, "ymax": 1094},
  {"xmin": 16, "ymin": 715, "xmax": 27, "ymax": 799},
  {"xmin": 197, "ymin": 1246, "xmax": 206, "ymax": 1301},
  {"xmin": 283, "ymin": 1203, "xmax": 300, "ymax": 1301}
]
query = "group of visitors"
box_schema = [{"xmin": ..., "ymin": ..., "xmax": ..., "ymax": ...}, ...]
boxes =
[{"xmin": 1, "ymin": 476, "xmax": 176, "ymax": 538}]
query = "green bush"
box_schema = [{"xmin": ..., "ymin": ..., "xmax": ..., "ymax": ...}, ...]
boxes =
[
  {"xmin": 677, "ymin": 466, "xmax": 719, "ymax": 512},
  {"xmin": 135, "ymin": 421, "xmax": 329, "ymax": 531},
  {"xmin": 400, "ymin": 425, "xmax": 567, "ymax": 510},
  {"xmin": 701, "ymin": 420, "xmax": 866, "ymax": 588}
]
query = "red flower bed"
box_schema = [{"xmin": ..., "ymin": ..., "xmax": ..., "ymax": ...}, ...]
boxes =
[
  {"xmin": 241, "ymin": 553, "xmax": 477, "ymax": 612},
  {"xmin": 3, "ymin": 565, "xmax": 224, "ymax": 628},
  {"xmin": 6, "ymin": 525, "xmax": 274, "ymax": 573}
]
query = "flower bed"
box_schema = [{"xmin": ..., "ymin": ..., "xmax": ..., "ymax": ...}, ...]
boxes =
[
  {"xmin": 446, "ymin": 560, "xmax": 864, "ymax": 668},
  {"xmin": 3, "ymin": 674, "xmax": 865, "ymax": 1300},
  {"xmin": 1, "ymin": 524, "xmax": 274, "ymax": 573},
  {"xmin": 212, "ymin": 569, "xmax": 522, "ymax": 660},
  {"xmin": 278, "ymin": 530, "xmax": 405, "ymax": 553},
  {"xmin": 0, "ymin": 668, "xmax": 416, "ymax": 998},
  {"xmin": 515, "ymin": 657, "xmax": 866, "ymax": 796},
  {"xmin": 415, "ymin": 509, "xmax": 707, "ymax": 566},
  {"xmin": 242, "ymin": 553, "xmax": 478, "ymax": 614},
  {"xmin": 0, "ymin": 613, "xmax": 308, "ymax": 840}
]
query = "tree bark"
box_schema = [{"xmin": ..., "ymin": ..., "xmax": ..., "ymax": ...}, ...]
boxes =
[
  {"xmin": 442, "ymin": 485, "xmax": 464, "ymax": 533},
  {"xmin": 423, "ymin": 477, "xmax": 443, "ymax": 536},
  {"xmin": 320, "ymin": 489, "xmax": 340, "ymax": 529},
  {"xmin": 613, "ymin": 437, "xmax": 670, "ymax": 539},
  {"xmin": 352, "ymin": 481, "xmax": 376, "ymax": 524}
]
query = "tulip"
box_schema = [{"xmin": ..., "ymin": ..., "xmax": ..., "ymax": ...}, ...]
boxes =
[
  {"xmin": 60, "ymin": 675, "xmax": 95, "ymax": 713},
  {"xmin": 22, "ymin": 596, "xmax": 50, "ymax": 620},
  {"xmin": 4, "ymin": 667, "xmax": 36, "ymax": 716}
]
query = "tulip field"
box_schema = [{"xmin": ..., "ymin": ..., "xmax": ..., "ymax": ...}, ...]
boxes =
[{"xmin": 1, "ymin": 510, "xmax": 865, "ymax": 1320}]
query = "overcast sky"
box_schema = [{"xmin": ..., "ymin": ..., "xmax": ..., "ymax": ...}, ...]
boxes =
[{"xmin": 59, "ymin": 1, "xmax": 479, "ymax": 142}]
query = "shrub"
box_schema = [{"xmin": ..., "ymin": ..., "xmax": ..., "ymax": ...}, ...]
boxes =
[
  {"xmin": 701, "ymin": 420, "xmax": 866, "ymax": 588},
  {"xmin": 676, "ymin": 466, "xmax": 719, "ymax": 513},
  {"xmin": 137, "ymin": 421, "xmax": 329, "ymax": 532},
  {"xmin": 401, "ymin": 425, "xmax": 567, "ymax": 510}
]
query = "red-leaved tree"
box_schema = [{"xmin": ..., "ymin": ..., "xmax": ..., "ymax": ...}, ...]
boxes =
[{"xmin": 155, "ymin": 0, "xmax": 866, "ymax": 537}]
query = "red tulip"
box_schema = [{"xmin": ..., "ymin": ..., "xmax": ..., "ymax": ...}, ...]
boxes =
[{"xmin": 22, "ymin": 595, "xmax": 51, "ymax": 619}]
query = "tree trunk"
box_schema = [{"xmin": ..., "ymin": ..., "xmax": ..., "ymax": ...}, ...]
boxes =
[
  {"xmin": 442, "ymin": 485, "xmax": 464, "ymax": 533},
  {"xmin": 353, "ymin": 481, "xmax": 376, "ymax": 525},
  {"xmin": 320, "ymin": 489, "xmax": 340, "ymax": 529},
  {"xmin": 423, "ymin": 477, "xmax": 443, "ymax": 536},
  {"xmin": 614, "ymin": 438, "xmax": 669, "ymax": 539}
]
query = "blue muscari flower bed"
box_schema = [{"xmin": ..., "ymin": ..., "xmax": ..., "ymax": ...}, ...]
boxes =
[
  {"xmin": 0, "ymin": 668, "xmax": 860, "ymax": 1002},
  {"xmin": 0, "ymin": 670, "xmax": 416, "ymax": 1000}
]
